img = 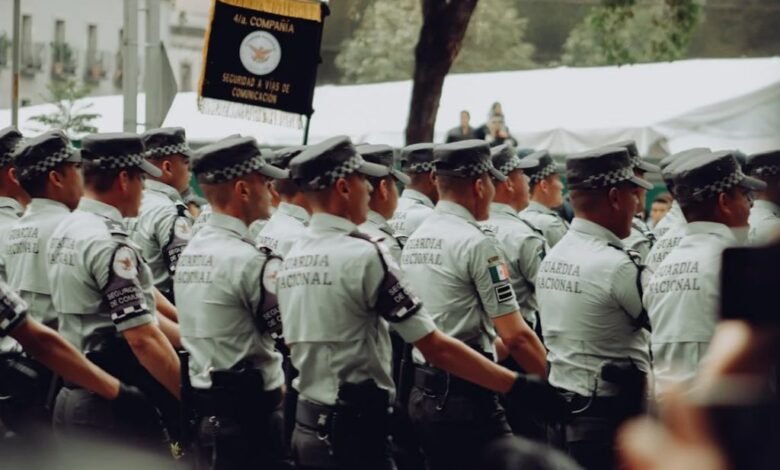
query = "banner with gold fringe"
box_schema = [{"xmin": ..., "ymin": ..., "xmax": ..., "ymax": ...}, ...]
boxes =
[{"xmin": 198, "ymin": 0, "xmax": 326, "ymax": 129}]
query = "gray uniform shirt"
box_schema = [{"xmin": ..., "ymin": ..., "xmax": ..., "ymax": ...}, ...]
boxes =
[
  {"xmin": 402, "ymin": 201, "xmax": 520, "ymax": 358},
  {"xmin": 48, "ymin": 198, "xmax": 156, "ymax": 351},
  {"xmin": 175, "ymin": 213, "xmax": 284, "ymax": 390},
  {"xmin": 623, "ymin": 216, "xmax": 655, "ymax": 262},
  {"xmin": 645, "ymin": 222, "xmax": 737, "ymax": 396},
  {"xmin": 0, "ymin": 197, "xmax": 24, "ymax": 280},
  {"xmin": 359, "ymin": 210, "xmax": 403, "ymax": 265},
  {"xmin": 645, "ymin": 224, "xmax": 687, "ymax": 278},
  {"xmin": 277, "ymin": 213, "xmax": 436, "ymax": 406},
  {"xmin": 520, "ymin": 200, "xmax": 570, "ymax": 248},
  {"xmin": 652, "ymin": 201, "xmax": 686, "ymax": 239},
  {"xmin": 482, "ymin": 202, "xmax": 547, "ymax": 327},
  {"xmin": 255, "ymin": 201, "xmax": 310, "ymax": 257},
  {"xmin": 3, "ymin": 199, "xmax": 70, "ymax": 325},
  {"xmin": 191, "ymin": 204, "xmax": 212, "ymax": 237},
  {"xmin": 128, "ymin": 180, "xmax": 194, "ymax": 296},
  {"xmin": 537, "ymin": 218, "xmax": 650, "ymax": 397},
  {"xmin": 388, "ymin": 189, "xmax": 435, "ymax": 241},
  {"xmin": 748, "ymin": 200, "xmax": 780, "ymax": 245}
]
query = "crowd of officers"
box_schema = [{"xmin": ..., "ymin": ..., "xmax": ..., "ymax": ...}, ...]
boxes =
[{"xmin": 0, "ymin": 122, "xmax": 778, "ymax": 470}]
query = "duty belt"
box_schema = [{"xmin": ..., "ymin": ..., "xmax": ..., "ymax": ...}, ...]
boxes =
[{"xmin": 295, "ymin": 399, "xmax": 336, "ymax": 433}]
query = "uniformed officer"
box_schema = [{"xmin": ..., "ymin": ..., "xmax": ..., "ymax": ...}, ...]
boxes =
[
  {"xmin": 0, "ymin": 276, "xmax": 150, "ymax": 430},
  {"xmin": 255, "ymin": 145, "xmax": 310, "ymax": 256},
  {"xmin": 277, "ymin": 136, "xmax": 562, "ymax": 470},
  {"xmin": 0, "ymin": 131, "xmax": 83, "ymax": 434},
  {"xmin": 388, "ymin": 143, "xmax": 437, "ymax": 243},
  {"xmin": 745, "ymin": 149, "xmax": 780, "ymax": 244},
  {"xmin": 645, "ymin": 148, "xmax": 711, "ymax": 275},
  {"xmin": 356, "ymin": 144, "xmax": 409, "ymax": 264},
  {"xmin": 608, "ymin": 141, "xmax": 661, "ymax": 261},
  {"xmin": 3, "ymin": 130, "xmax": 83, "ymax": 326},
  {"xmin": 174, "ymin": 136, "xmax": 289, "ymax": 469},
  {"xmin": 0, "ymin": 127, "xmax": 28, "ymax": 353},
  {"xmin": 519, "ymin": 150, "xmax": 569, "ymax": 247},
  {"xmin": 651, "ymin": 148, "xmax": 710, "ymax": 239},
  {"xmin": 0, "ymin": 127, "xmax": 29, "ymax": 277},
  {"xmin": 645, "ymin": 151, "xmax": 765, "ymax": 399},
  {"xmin": 402, "ymin": 139, "xmax": 551, "ymax": 470},
  {"xmin": 127, "ymin": 127, "xmax": 194, "ymax": 302},
  {"xmin": 47, "ymin": 133, "xmax": 181, "ymax": 447},
  {"xmin": 480, "ymin": 144, "xmax": 545, "ymax": 331},
  {"xmin": 536, "ymin": 147, "xmax": 653, "ymax": 470}
]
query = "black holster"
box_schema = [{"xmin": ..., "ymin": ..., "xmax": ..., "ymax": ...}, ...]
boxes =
[
  {"xmin": 332, "ymin": 380, "xmax": 391, "ymax": 466},
  {"xmin": 600, "ymin": 360, "xmax": 648, "ymax": 419}
]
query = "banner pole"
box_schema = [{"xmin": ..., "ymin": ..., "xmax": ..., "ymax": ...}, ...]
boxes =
[{"xmin": 302, "ymin": 114, "xmax": 311, "ymax": 145}]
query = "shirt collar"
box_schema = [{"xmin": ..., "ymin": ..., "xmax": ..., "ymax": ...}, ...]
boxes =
[
  {"xmin": 570, "ymin": 217, "xmax": 624, "ymax": 246},
  {"xmin": 435, "ymin": 200, "xmax": 477, "ymax": 223},
  {"xmin": 684, "ymin": 221, "xmax": 738, "ymax": 242},
  {"xmin": 367, "ymin": 210, "xmax": 388, "ymax": 226},
  {"xmin": 753, "ymin": 200, "xmax": 780, "ymax": 216},
  {"xmin": 0, "ymin": 197, "xmax": 24, "ymax": 216},
  {"xmin": 78, "ymin": 197, "xmax": 123, "ymax": 222},
  {"xmin": 526, "ymin": 200, "xmax": 556, "ymax": 215},
  {"xmin": 277, "ymin": 202, "xmax": 311, "ymax": 224},
  {"xmin": 401, "ymin": 189, "xmax": 434, "ymax": 208},
  {"xmin": 490, "ymin": 202, "xmax": 519, "ymax": 218},
  {"xmin": 207, "ymin": 212, "xmax": 249, "ymax": 238},
  {"xmin": 26, "ymin": 198, "xmax": 70, "ymax": 214},
  {"xmin": 309, "ymin": 213, "xmax": 358, "ymax": 233},
  {"xmin": 145, "ymin": 179, "xmax": 184, "ymax": 203}
]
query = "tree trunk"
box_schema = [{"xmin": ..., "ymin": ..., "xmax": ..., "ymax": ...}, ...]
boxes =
[{"xmin": 405, "ymin": 0, "xmax": 478, "ymax": 145}]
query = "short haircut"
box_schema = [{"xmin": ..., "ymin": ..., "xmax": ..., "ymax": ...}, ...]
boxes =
[
  {"xmin": 200, "ymin": 182, "xmax": 232, "ymax": 207},
  {"xmin": 529, "ymin": 172, "xmax": 557, "ymax": 193},
  {"xmin": 274, "ymin": 179, "xmax": 301, "ymax": 198},
  {"xmin": 83, "ymin": 161, "xmax": 141, "ymax": 193},
  {"xmin": 436, "ymin": 173, "xmax": 480, "ymax": 194},
  {"xmin": 18, "ymin": 162, "xmax": 68, "ymax": 198},
  {"xmin": 653, "ymin": 192, "xmax": 673, "ymax": 205}
]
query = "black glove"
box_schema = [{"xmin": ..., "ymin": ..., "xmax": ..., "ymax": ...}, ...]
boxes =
[
  {"xmin": 111, "ymin": 382, "xmax": 158, "ymax": 427},
  {"xmin": 505, "ymin": 374, "xmax": 570, "ymax": 424}
]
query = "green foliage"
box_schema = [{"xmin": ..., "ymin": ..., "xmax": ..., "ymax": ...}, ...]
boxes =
[
  {"xmin": 335, "ymin": 0, "xmax": 536, "ymax": 84},
  {"xmin": 561, "ymin": 0, "xmax": 703, "ymax": 67},
  {"xmin": 29, "ymin": 78, "xmax": 100, "ymax": 136}
]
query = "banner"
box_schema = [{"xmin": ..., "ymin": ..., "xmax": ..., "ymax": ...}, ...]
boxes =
[{"xmin": 198, "ymin": 0, "xmax": 325, "ymax": 128}]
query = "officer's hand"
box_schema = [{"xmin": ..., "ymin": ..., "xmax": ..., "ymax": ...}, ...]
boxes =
[{"xmin": 505, "ymin": 373, "xmax": 570, "ymax": 423}]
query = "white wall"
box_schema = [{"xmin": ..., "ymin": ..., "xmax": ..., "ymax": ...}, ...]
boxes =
[{"xmin": 0, "ymin": 0, "xmax": 173, "ymax": 109}]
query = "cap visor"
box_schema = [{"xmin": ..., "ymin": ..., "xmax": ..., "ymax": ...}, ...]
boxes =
[
  {"xmin": 259, "ymin": 164, "xmax": 290, "ymax": 180},
  {"xmin": 138, "ymin": 159, "xmax": 163, "ymax": 178},
  {"xmin": 629, "ymin": 175, "xmax": 653, "ymax": 190},
  {"xmin": 391, "ymin": 168, "xmax": 411, "ymax": 185},
  {"xmin": 516, "ymin": 158, "xmax": 539, "ymax": 170},
  {"xmin": 489, "ymin": 166, "xmax": 507, "ymax": 182},
  {"xmin": 637, "ymin": 161, "xmax": 661, "ymax": 173},
  {"xmin": 358, "ymin": 161, "xmax": 390, "ymax": 178},
  {"xmin": 738, "ymin": 175, "xmax": 767, "ymax": 192}
]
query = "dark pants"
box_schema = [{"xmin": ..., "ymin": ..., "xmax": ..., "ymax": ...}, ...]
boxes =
[
  {"xmin": 407, "ymin": 368, "xmax": 512, "ymax": 470},
  {"xmin": 563, "ymin": 395, "xmax": 630, "ymax": 470},
  {"xmin": 292, "ymin": 399, "xmax": 396, "ymax": 470},
  {"xmin": 193, "ymin": 387, "xmax": 287, "ymax": 470},
  {"xmin": 53, "ymin": 387, "xmax": 164, "ymax": 450},
  {"xmin": 0, "ymin": 352, "xmax": 58, "ymax": 440}
]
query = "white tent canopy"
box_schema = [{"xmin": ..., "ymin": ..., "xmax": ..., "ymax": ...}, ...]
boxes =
[{"xmin": 2, "ymin": 57, "xmax": 779, "ymax": 155}]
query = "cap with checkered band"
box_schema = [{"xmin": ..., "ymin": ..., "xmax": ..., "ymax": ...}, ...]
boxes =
[
  {"xmin": 192, "ymin": 136, "xmax": 288, "ymax": 184},
  {"xmin": 142, "ymin": 127, "xmax": 193, "ymax": 159},
  {"xmin": 269, "ymin": 145, "xmax": 306, "ymax": 170},
  {"xmin": 289, "ymin": 136, "xmax": 387, "ymax": 191},
  {"xmin": 523, "ymin": 150, "xmax": 560, "ymax": 185},
  {"xmin": 490, "ymin": 144, "xmax": 538, "ymax": 179},
  {"xmin": 566, "ymin": 147, "xmax": 653, "ymax": 190},
  {"xmin": 0, "ymin": 126, "xmax": 23, "ymax": 167},
  {"xmin": 434, "ymin": 139, "xmax": 506, "ymax": 182},
  {"xmin": 400, "ymin": 142, "xmax": 435, "ymax": 174},
  {"xmin": 673, "ymin": 151, "xmax": 766, "ymax": 203},
  {"xmin": 604, "ymin": 140, "xmax": 660, "ymax": 173},
  {"xmin": 81, "ymin": 132, "xmax": 162, "ymax": 178},
  {"xmin": 746, "ymin": 149, "xmax": 780, "ymax": 179},
  {"xmin": 14, "ymin": 130, "xmax": 81, "ymax": 181},
  {"xmin": 660, "ymin": 148, "xmax": 712, "ymax": 186},
  {"xmin": 356, "ymin": 144, "xmax": 410, "ymax": 185}
]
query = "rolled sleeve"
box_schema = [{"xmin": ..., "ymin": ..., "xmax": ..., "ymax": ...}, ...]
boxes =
[
  {"xmin": 469, "ymin": 237, "xmax": 520, "ymax": 318},
  {"xmin": 391, "ymin": 307, "xmax": 437, "ymax": 343}
]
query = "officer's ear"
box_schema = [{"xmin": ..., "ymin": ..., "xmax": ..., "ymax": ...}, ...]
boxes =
[
  {"xmin": 607, "ymin": 186, "xmax": 622, "ymax": 210},
  {"xmin": 48, "ymin": 168, "xmax": 65, "ymax": 189},
  {"xmin": 6, "ymin": 166, "xmax": 20, "ymax": 186},
  {"xmin": 233, "ymin": 178, "xmax": 251, "ymax": 202},
  {"xmin": 161, "ymin": 159, "xmax": 173, "ymax": 177},
  {"xmin": 334, "ymin": 177, "xmax": 350, "ymax": 199}
]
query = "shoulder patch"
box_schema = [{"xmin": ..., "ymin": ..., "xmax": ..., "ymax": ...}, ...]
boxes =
[
  {"xmin": 262, "ymin": 257, "xmax": 282, "ymax": 296},
  {"xmin": 112, "ymin": 246, "xmax": 139, "ymax": 279},
  {"xmin": 173, "ymin": 216, "xmax": 193, "ymax": 241},
  {"xmin": 102, "ymin": 218, "xmax": 128, "ymax": 238}
]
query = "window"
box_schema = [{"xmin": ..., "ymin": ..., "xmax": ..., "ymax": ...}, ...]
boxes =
[{"xmin": 180, "ymin": 62, "xmax": 193, "ymax": 92}]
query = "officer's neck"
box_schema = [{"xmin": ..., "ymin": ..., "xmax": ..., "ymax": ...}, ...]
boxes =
[
  {"xmin": 530, "ymin": 192, "xmax": 556, "ymax": 209},
  {"xmin": 575, "ymin": 210, "xmax": 630, "ymax": 239},
  {"xmin": 84, "ymin": 191, "xmax": 132, "ymax": 217},
  {"xmin": 0, "ymin": 171, "xmax": 31, "ymax": 207},
  {"xmin": 283, "ymin": 193, "xmax": 312, "ymax": 214},
  {"xmin": 493, "ymin": 188, "xmax": 523, "ymax": 212}
]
